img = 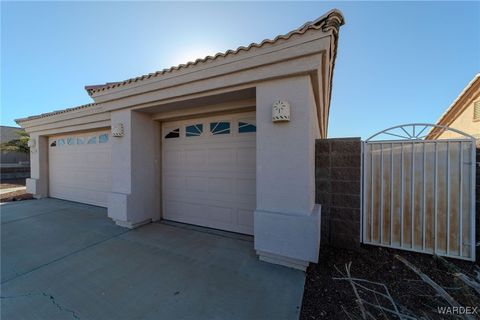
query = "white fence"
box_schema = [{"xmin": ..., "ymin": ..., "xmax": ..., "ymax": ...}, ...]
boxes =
[{"xmin": 362, "ymin": 124, "xmax": 476, "ymax": 261}]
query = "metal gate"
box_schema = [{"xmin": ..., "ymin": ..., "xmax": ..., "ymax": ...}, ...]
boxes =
[{"xmin": 362, "ymin": 124, "xmax": 476, "ymax": 261}]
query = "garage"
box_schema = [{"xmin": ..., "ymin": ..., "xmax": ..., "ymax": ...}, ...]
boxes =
[
  {"xmin": 48, "ymin": 130, "xmax": 112, "ymax": 207},
  {"xmin": 18, "ymin": 9, "xmax": 343, "ymax": 268},
  {"xmin": 162, "ymin": 112, "xmax": 256, "ymax": 235}
]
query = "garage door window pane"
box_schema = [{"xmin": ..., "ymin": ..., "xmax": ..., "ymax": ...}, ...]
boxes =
[
  {"xmin": 186, "ymin": 124, "xmax": 203, "ymax": 137},
  {"xmin": 87, "ymin": 136, "xmax": 97, "ymax": 144},
  {"xmin": 58, "ymin": 139, "xmax": 65, "ymax": 146},
  {"xmin": 239, "ymin": 122, "xmax": 256, "ymax": 133},
  {"xmin": 210, "ymin": 122, "xmax": 230, "ymax": 135},
  {"xmin": 77, "ymin": 137, "xmax": 85, "ymax": 144},
  {"xmin": 50, "ymin": 141, "xmax": 57, "ymax": 147},
  {"xmin": 165, "ymin": 128, "xmax": 180, "ymax": 139},
  {"xmin": 99, "ymin": 134, "xmax": 109, "ymax": 143},
  {"xmin": 67, "ymin": 138, "xmax": 75, "ymax": 145}
]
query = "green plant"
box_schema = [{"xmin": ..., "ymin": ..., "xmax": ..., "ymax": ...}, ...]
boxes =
[{"xmin": 0, "ymin": 130, "xmax": 30, "ymax": 153}]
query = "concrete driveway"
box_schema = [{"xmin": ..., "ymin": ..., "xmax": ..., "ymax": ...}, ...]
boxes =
[{"xmin": 1, "ymin": 199, "xmax": 305, "ymax": 320}]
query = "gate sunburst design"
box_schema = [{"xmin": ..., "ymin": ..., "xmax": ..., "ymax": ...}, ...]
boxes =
[{"xmin": 366, "ymin": 123, "xmax": 477, "ymax": 142}]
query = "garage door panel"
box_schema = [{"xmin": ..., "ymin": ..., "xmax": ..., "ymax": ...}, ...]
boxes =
[
  {"xmin": 48, "ymin": 130, "xmax": 111, "ymax": 207},
  {"xmin": 236, "ymin": 147, "xmax": 256, "ymax": 171},
  {"xmin": 164, "ymin": 150, "xmax": 182, "ymax": 169},
  {"xmin": 207, "ymin": 148, "xmax": 235, "ymax": 170},
  {"xmin": 164, "ymin": 175, "xmax": 186, "ymax": 190},
  {"xmin": 238, "ymin": 209, "xmax": 254, "ymax": 228},
  {"xmin": 166, "ymin": 189, "xmax": 236, "ymax": 204},
  {"xmin": 185, "ymin": 177, "xmax": 207, "ymax": 192},
  {"xmin": 237, "ymin": 195, "xmax": 256, "ymax": 206},
  {"xmin": 162, "ymin": 113, "xmax": 256, "ymax": 235},
  {"xmin": 86, "ymin": 154, "xmax": 98, "ymax": 166},
  {"xmin": 165, "ymin": 201, "xmax": 252, "ymax": 233},
  {"xmin": 185, "ymin": 149, "xmax": 208, "ymax": 168},
  {"xmin": 207, "ymin": 177, "xmax": 233, "ymax": 194},
  {"xmin": 207, "ymin": 205, "xmax": 235, "ymax": 224},
  {"xmin": 48, "ymin": 187, "xmax": 108, "ymax": 207},
  {"xmin": 236, "ymin": 178, "xmax": 256, "ymax": 196},
  {"xmin": 206, "ymin": 191, "xmax": 235, "ymax": 203}
]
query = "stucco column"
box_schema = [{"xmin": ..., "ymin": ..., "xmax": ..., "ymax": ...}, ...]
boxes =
[
  {"xmin": 254, "ymin": 75, "xmax": 321, "ymax": 270},
  {"xmin": 108, "ymin": 109, "xmax": 161, "ymax": 228},
  {"xmin": 26, "ymin": 134, "xmax": 48, "ymax": 198}
]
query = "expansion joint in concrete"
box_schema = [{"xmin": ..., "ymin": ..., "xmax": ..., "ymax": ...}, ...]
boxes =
[{"xmin": 0, "ymin": 228, "xmax": 132, "ymax": 285}]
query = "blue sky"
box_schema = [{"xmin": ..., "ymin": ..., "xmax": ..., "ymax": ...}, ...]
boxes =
[{"xmin": 1, "ymin": 1, "xmax": 479, "ymax": 138}]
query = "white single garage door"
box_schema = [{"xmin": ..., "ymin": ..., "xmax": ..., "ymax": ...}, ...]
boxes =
[
  {"xmin": 162, "ymin": 112, "xmax": 256, "ymax": 235},
  {"xmin": 48, "ymin": 130, "xmax": 111, "ymax": 207}
]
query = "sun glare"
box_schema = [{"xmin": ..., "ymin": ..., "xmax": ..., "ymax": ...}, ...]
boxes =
[{"xmin": 171, "ymin": 46, "xmax": 218, "ymax": 66}]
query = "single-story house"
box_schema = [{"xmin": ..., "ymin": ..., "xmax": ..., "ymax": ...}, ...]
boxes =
[
  {"xmin": 427, "ymin": 73, "xmax": 480, "ymax": 144},
  {"xmin": 15, "ymin": 9, "xmax": 344, "ymax": 270}
]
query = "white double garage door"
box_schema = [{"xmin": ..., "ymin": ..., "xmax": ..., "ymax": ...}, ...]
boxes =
[{"xmin": 48, "ymin": 112, "xmax": 256, "ymax": 235}]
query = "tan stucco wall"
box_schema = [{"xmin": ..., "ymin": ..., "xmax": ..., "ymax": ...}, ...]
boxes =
[
  {"xmin": 437, "ymin": 99, "xmax": 480, "ymax": 140},
  {"xmin": 18, "ymin": 10, "xmax": 344, "ymax": 269}
]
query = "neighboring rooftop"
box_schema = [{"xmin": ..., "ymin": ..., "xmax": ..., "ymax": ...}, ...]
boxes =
[{"xmin": 427, "ymin": 73, "xmax": 480, "ymax": 139}]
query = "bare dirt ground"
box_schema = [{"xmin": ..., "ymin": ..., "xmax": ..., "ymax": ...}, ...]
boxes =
[
  {"xmin": 0, "ymin": 179, "xmax": 31, "ymax": 202},
  {"xmin": 300, "ymin": 245, "xmax": 480, "ymax": 320},
  {"xmin": 0, "ymin": 190, "xmax": 32, "ymax": 203},
  {"xmin": 0, "ymin": 178, "xmax": 26, "ymax": 189}
]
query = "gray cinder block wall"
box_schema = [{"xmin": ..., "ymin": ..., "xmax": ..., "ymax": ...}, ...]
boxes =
[
  {"xmin": 315, "ymin": 138, "xmax": 362, "ymax": 249},
  {"xmin": 315, "ymin": 139, "xmax": 478, "ymax": 256},
  {"xmin": 0, "ymin": 165, "xmax": 30, "ymax": 180}
]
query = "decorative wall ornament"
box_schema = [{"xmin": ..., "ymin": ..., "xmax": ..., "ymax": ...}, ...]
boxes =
[
  {"xmin": 28, "ymin": 138, "xmax": 37, "ymax": 153},
  {"xmin": 272, "ymin": 100, "xmax": 291, "ymax": 122},
  {"xmin": 112, "ymin": 123, "xmax": 124, "ymax": 137},
  {"xmin": 27, "ymin": 138, "xmax": 36, "ymax": 148}
]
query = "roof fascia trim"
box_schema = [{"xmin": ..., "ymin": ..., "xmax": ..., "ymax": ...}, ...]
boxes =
[{"xmin": 91, "ymin": 31, "xmax": 335, "ymax": 103}]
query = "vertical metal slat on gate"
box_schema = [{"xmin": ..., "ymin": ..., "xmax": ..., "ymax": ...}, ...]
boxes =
[{"xmin": 362, "ymin": 124, "xmax": 476, "ymax": 261}]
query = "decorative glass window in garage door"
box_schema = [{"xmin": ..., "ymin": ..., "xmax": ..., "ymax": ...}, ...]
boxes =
[
  {"xmin": 210, "ymin": 121, "xmax": 230, "ymax": 135},
  {"xmin": 50, "ymin": 133, "xmax": 109, "ymax": 147},
  {"xmin": 186, "ymin": 124, "xmax": 203, "ymax": 137},
  {"xmin": 238, "ymin": 121, "xmax": 256, "ymax": 133},
  {"xmin": 99, "ymin": 134, "xmax": 109, "ymax": 143},
  {"xmin": 165, "ymin": 128, "xmax": 180, "ymax": 139},
  {"xmin": 52, "ymin": 139, "xmax": 65, "ymax": 147}
]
